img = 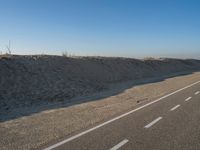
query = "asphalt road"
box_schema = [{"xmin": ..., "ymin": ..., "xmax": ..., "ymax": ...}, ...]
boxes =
[{"xmin": 43, "ymin": 81, "xmax": 200, "ymax": 150}]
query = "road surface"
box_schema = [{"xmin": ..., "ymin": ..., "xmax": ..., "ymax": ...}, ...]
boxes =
[{"xmin": 43, "ymin": 81, "xmax": 200, "ymax": 150}]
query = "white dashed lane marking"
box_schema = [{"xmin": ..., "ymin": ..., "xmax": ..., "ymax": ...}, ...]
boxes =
[
  {"xmin": 185, "ymin": 97, "xmax": 192, "ymax": 101},
  {"xmin": 110, "ymin": 139, "xmax": 129, "ymax": 150},
  {"xmin": 170, "ymin": 104, "xmax": 180, "ymax": 111},
  {"xmin": 144, "ymin": 117, "xmax": 163, "ymax": 128}
]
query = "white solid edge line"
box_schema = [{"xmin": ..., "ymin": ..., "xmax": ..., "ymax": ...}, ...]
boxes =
[
  {"xmin": 110, "ymin": 139, "xmax": 129, "ymax": 150},
  {"xmin": 43, "ymin": 80, "xmax": 200, "ymax": 150},
  {"xmin": 185, "ymin": 97, "xmax": 192, "ymax": 101},
  {"xmin": 195, "ymin": 91, "xmax": 200, "ymax": 95},
  {"xmin": 170, "ymin": 104, "xmax": 181, "ymax": 111},
  {"xmin": 144, "ymin": 117, "xmax": 163, "ymax": 128}
]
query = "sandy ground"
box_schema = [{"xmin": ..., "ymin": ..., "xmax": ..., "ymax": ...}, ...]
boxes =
[
  {"xmin": 1, "ymin": 71, "xmax": 200, "ymax": 150},
  {"xmin": 1, "ymin": 55, "xmax": 200, "ymax": 119}
]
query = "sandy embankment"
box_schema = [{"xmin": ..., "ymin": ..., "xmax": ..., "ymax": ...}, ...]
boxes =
[{"xmin": 0, "ymin": 55, "xmax": 200, "ymax": 150}]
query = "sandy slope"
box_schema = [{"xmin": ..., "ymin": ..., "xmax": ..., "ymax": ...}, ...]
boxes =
[
  {"xmin": 1, "ymin": 55, "xmax": 200, "ymax": 149},
  {"xmin": 0, "ymin": 55, "xmax": 200, "ymax": 117},
  {"xmin": 0, "ymin": 71, "xmax": 200, "ymax": 150}
]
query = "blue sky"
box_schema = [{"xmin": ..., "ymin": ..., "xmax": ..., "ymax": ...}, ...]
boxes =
[{"xmin": 0, "ymin": 0, "xmax": 200, "ymax": 58}]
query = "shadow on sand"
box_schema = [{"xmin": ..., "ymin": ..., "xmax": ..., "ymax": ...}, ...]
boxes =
[{"xmin": 1, "ymin": 69, "xmax": 200, "ymax": 122}]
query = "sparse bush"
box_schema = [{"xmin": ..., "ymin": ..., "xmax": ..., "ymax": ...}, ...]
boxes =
[
  {"xmin": 62, "ymin": 51, "xmax": 69, "ymax": 57},
  {"xmin": 62, "ymin": 51, "xmax": 76, "ymax": 58},
  {"xmin": 144, "ymin": 57, "xmax": 155, "ymax": 60},
  {"xmin": 6, "ymin": 40, "xmax": 12, "ymax": 54}
]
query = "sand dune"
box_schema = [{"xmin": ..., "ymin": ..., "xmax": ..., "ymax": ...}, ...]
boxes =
[{"xmin": 0, "ymin": 55, "xmax": 200, "ymax": 115}]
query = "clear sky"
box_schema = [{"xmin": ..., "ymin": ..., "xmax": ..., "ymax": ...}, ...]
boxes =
[{"xmin": 0, "ymin": 0, "xmax": 200, "ymax": 58}]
